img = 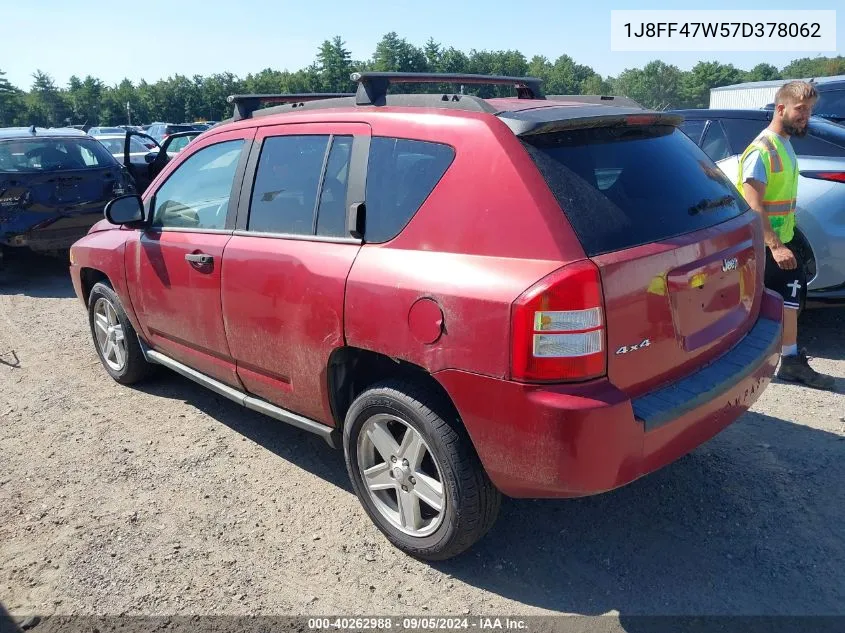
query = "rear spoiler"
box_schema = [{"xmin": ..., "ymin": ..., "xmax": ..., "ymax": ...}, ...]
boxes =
[
  {"xmin": 547, "ymin": 94, "xmax": 645, "ymax": 109},
  {"xmin": 498, "ymin": 106, "xmax": 684, "ymax": 137}
]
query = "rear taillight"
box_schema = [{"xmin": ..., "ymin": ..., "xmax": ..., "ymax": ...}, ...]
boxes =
[
  {"xmin": 800, "ymin": 171, "xmax": 845, "ymax": 183},
  {"xmin": 511, "ymin": 260, "xmax": 606, "ymax": 383}
]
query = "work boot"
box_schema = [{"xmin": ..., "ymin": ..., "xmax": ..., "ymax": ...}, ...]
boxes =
[{"xmin": 777, "ymin": 349, "xmax": 836, "ymax": 390}]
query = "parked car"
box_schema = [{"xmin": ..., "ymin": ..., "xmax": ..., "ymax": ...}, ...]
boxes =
[
  {"xmin": 87, "ymin": 126, "xmax": 127, "ymax": 136},
  {"xmin": 146, "ymin": 123, "xmax": 201, "ymax": 143},
  {"xmin": 106, "ymin": 130, "xmax": 201, "ymax": 195},
  {"xmin": 162, "ymin": 132, "xmax": 200, "ymax": 156},
  {"xmin": 710, "ymin": 74, "xmax": 845, "ymax": 123},
  {"xmin": 0, "ymin": 126, "xmax": 134, "ymax": 265},
  {"xmin": 92, "ymin": 134, "xmax": 159, "ymax": 165},
  {"xmin": 673, "ymin": 108, "xmax": 845, "ymax": 303},
  {"xmin": 69, "ymin": 73, "xmax": 783, "ymax": 560}
]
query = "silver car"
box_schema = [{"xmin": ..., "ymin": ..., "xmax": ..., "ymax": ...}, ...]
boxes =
[
  {"xmin": 674, "ymin": 109, "xmax": 845, "ymax": 304},
  {"xmin": 91, "ymin": 134, "xmax": 158, "ymax": 165}
]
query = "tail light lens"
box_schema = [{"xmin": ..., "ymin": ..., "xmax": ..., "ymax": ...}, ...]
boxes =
[
  {"xmin": 511, "ymin": 260, "xmax": 606, "ymax": 382},
  {"xmin": 800, "ymin": 171, "xmax": 845, "ymax": 183}
]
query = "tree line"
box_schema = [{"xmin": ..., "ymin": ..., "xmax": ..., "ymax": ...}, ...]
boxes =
[{"xmin": 0, "ymin": 33, "xmax": 843, "ymax": 128}]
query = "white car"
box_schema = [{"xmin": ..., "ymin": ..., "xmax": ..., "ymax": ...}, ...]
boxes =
[{"xmin": 92, "ymin": 134, "xmax": 158, "ymax": 165}]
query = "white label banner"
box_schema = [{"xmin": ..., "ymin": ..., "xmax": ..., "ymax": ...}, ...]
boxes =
[{"xmin": 610, "ymin": 10, "xmax": 837, "ymax": 52}]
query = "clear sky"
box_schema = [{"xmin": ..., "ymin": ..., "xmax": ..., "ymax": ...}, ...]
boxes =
[{"xmin": 1, "ymin": 0, "xmax": 842, "ymax": 89}]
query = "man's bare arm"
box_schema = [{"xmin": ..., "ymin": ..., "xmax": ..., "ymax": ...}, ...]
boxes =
[{"xmin": 742, "ymin": 179, "xmax": 797, "ymax": 270}]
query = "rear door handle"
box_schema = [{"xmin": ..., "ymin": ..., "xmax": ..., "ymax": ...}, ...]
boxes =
[{"xmin": 185, "ymin": 253, "xmax": 213, "ymax": 265}]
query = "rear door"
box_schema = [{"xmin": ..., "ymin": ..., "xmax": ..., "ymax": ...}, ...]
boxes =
[
  {"xmin": 220, "ymin": 123, "xmax": 368, "ymax": 424},
  {"xmin": 520, "ymin": 120, "xmax": 763, "ymax": 397}
]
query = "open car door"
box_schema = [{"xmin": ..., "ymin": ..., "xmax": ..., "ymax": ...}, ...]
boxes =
[
  {"xmin": 120, "ymin": 131, "xmax": 160, "ymax": 194},
  {"xmin": 120, "ymin": 130, "xmax": 203, "ymax": 193}
]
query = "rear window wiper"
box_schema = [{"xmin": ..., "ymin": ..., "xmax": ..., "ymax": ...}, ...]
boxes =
[{"xmin": 688, "ymin": 194, "xmax": 736, "ymax": 216}]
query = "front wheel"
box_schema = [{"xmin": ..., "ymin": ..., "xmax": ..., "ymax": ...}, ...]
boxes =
[
  {"xmin": 343, "ymin": 380, "xmax": 501, "ymax": 561},
  {"xmin": 87, "ymin": 281, "xmax": 154, "ymax": 385}
]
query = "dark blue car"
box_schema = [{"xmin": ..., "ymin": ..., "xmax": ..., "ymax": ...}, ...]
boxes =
[{"xmin": 0, "ymin": 126, "xmax": 135, "ymax": 265}]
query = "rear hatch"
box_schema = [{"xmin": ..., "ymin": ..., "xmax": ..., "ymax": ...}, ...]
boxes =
[
  {"xmin": 514, "ymin": 111, "xmax": 763, "ymax": 397},
  {"xmin": 0, "ymin": 136, "xmax": 129, "ymax": 236}
]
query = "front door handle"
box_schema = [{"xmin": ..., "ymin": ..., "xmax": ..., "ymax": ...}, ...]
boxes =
[{"xmin": 185, "ymin": 253, "xmax": 213, "ymax": 265}]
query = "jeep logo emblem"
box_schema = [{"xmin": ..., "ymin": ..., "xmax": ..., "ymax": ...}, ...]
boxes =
[{"xmin": 722, "ymin": 257, "xmax": 738, "ymax": 272}]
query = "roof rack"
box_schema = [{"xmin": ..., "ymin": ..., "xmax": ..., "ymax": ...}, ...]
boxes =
[
  {"xmin": 350, "ymin": 72, "xmax": 544, "ymax": 106},
  {"xmin": 227, "ymin": 93, "xmax": 354, "ymax": 121}
]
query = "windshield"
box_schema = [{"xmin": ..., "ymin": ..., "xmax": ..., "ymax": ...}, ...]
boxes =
[{"xmin": 0, "ymin": 137, "xmax": 118, "ymax": 172}]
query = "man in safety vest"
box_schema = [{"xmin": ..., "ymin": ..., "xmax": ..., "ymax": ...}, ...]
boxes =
[{"xmin": 737, "ymin": 80, "xmax": 834, "ymax": 390}]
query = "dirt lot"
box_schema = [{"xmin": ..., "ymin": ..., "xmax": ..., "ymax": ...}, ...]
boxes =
[{"xmin": 1, "ymin": 252, "xmax": 844, "ymax": 627}]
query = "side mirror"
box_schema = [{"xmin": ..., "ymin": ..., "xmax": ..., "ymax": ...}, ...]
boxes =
[
  {"xmin": 105, "ymin": 194, "xmax": 146, "ymax": 227},
  {"xmin": 144, "ymin": 151, "xmax": 158, "ymax": 164}
]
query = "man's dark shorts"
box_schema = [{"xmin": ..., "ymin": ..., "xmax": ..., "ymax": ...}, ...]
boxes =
[{"xmin": 764, "ymin": 240, "xmax": 807, "ymax": 310}]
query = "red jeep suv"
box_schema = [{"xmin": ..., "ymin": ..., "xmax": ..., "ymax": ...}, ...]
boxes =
[{"xmin": 69, "ymin": 72, "xmax": 783, "ymax": 560}]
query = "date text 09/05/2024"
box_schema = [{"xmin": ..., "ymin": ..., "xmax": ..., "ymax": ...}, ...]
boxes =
[
  {"xmin": 624, "ymin": 22, "xmax": 821, "ymax": 38},
  {"xmin": 307, "ymin": 617, "xmax": 528, "ymax": 630}
]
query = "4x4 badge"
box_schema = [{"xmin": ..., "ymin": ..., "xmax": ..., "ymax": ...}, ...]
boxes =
[
  {"xmin": 615, "ymin": 339, "xmax": 651, "ymax": 355},
  {"xmin": 722, "ymin": 257, "xmax": 739, "ymax": 272}
]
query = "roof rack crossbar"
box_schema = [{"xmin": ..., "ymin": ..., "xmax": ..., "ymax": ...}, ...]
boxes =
[
  {"xmin": 227, "ymin": 93, "xmax": 354, "ymax": 121},
  {"xmin": 350, "ymin": 72, "xmax": 544, "ymax": 106}
]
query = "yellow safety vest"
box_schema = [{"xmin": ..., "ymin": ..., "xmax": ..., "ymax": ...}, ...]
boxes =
[{"xmin": 736, "ymin": 130, "xmax": 798, "ymax": 244}]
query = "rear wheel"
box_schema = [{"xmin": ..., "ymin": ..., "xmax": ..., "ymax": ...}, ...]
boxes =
[
  {"xmin": 343, "ymin": 380, "xmax": 501, "ymax": 560},
  {"xmin": 87, "ymin": 282, "xmax": 154, "ymax": 385}
]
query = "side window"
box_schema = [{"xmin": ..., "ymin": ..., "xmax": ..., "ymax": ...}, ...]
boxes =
[
  {"xmin": 316, "ymin": 136, "xmax": 353, "ymax": 238},
  {"xmin": 248, "ymin": 135, "xmax": 329, "ymax": 235},
  {"xmin": 152, "ymin": 140, "xmax": 244, "ymax": 230},
  {"xmin": 721, "ymin": 118, "xmax": 767, "ymax": 155},
  {"xmin": 678, "ymin": 120, "xmax": 706, "ymax": 144},
  {"xmin": 364, "ymin": 137, "xmax": 455, "ymax": 243},
  {"xmin": 700, "ymin": 121, "xmax": 731, "ymax": 162}
]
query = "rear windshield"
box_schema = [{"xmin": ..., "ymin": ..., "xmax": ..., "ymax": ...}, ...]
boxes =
[
  {"xmin": 0, "ymin": 137, "xmax": 118, "ymax": 173},
  {"xmin": 521, "ymin": 125, "xmax": 748, "ymax": 256},
  {"xmin": 166, "ymin": 125, "xmax": 198, "ymax": 134}
]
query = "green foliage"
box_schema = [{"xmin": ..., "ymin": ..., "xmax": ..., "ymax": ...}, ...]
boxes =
[{"xmin": 1, "ymin": 47, "xmax": 842, "ymax": 127}]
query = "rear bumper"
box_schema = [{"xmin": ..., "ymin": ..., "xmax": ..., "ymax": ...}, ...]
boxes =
[
  {"xmin": 2, "ymin": 221, "xmax": 101, "ymax": 251},
  {"xmin": 1, "ymin": 208, "xmax": 106, "ymax": 251},
  {"xmin": 435, "ymin": 290, "xmax": 783, "ymax": 498}
]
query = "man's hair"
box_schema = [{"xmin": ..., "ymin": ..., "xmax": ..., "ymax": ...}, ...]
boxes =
[{"xmin": 775, "ymin": 80, "xmax": 818, "ymax": 106}]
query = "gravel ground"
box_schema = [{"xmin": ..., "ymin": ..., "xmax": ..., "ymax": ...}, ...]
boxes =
[{"xmin": 1, "ymin": 252, "xmax": 844, "ymax": 629}]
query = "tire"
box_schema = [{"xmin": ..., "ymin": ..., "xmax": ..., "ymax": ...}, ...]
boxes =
[
  {"xmin": 87, "ymin": 281, "xmax": 154, "ymax": 385},
  {"xmin": 343, "ymin": 379, "xmax": 501, "ymax": 561}
]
